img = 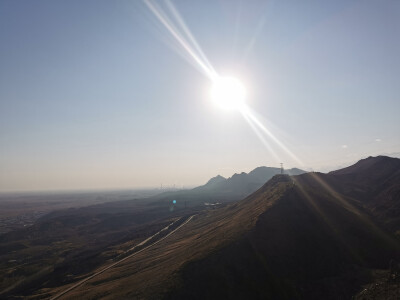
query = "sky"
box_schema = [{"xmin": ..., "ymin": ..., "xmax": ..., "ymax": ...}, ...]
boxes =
[{"xmin": 0, "ymin": 0, "xmax": 399, "ymax": 192}]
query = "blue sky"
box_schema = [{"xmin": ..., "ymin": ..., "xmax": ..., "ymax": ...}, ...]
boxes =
[{"xmin": 0, "ymin": 0, "xmax": 399, "ymax": 191}]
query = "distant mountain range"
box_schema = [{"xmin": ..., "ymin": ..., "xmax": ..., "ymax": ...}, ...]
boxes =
[
  {"xmin": 153, "ymin": 166, "xmax": 306, "ymax": 206},
  {"xmin": 195, "ymin": 166, "xmax": 305, "ymax": 194},
  {"xmin": 49, "ymin": 156, "xmax": 399, "ymax": 299}
]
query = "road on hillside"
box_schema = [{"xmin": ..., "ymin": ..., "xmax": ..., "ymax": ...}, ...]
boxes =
[{"xmin": 50, "ymin": 214, "xmax": 196, "ymax": 300}]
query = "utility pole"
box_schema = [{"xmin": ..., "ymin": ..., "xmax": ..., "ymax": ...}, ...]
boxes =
[{"xmin": 280, "ymin": 163, "xmax": 283, "ymax": 174}]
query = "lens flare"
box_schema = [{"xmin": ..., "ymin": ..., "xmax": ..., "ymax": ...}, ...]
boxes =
[
  {"xmin": 142, "ymin": 2, "xmax": 393, "ymax": 255},
  {"xmin": 144, "ymin": 0, "xmax": 304, "ymax": 167}
]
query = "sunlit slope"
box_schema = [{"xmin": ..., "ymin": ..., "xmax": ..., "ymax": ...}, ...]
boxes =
[
  {"xmin": 51, "ymin": 176, "xmax": 291, "ymax": 300},
  {"xmin": 55, "ymin": 161, "xmax": 400, "ymax": 299}
]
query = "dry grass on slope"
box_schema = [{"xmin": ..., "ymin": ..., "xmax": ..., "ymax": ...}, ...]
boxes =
[{"xmin": 42, "ymin": 176, "xmax": 292, "ymax": 300}]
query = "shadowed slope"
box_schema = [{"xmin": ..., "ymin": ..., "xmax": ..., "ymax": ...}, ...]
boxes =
[
  {"xmin": 330, "ymin": 156, "xmax": 400, "ymax": 235},
  {"xmin": 167, "ymin": 172, "xmax": 399, "ymax": 300},
  {"xmin": 47, "ymin": 161, "xmax": 400, "ymax": 299}
]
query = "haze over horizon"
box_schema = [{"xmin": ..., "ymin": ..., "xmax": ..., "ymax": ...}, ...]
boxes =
[{"xmin": 1, "ymin": 0, "xmax": 399, "ymax": 192}]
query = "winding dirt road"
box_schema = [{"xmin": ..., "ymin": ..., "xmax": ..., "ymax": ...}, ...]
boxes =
[{"xmin": 50, "ymin": 214, "xmax": 196, "ymax": 300}]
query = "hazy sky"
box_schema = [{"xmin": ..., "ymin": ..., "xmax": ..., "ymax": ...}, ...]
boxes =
[{"xmin": 1, "ymin": 0, "xmax": 399, "ymax": 192}]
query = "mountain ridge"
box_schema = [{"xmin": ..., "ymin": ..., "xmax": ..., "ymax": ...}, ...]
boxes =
[
  {"xmin": 45, "ymin": 156, "xmax": 400, "ymax": 299},
  {"xmin": 192, "ymin": 166, "xmax": 305, "ymax": 196}
]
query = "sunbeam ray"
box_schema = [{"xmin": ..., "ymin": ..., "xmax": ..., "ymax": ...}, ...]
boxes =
[
  {"xmin": 165, "ymin": 0, "xmax": 217, "ymax": 77},
  {"xmin": 291, "ymin": 175, "xmax": 364, "ymax": 264},
  {"xmin": 241, "ymin": 110, "xmax": 281, "ymax": 163},
  {"xmin": 144, "ymin": 0, "xmax": 217, "ymax": 81},
  {"xmin": 145, "ymin": 0, "xmax": 304, "ymax": 170},
  {"xmin": 243, "ymin": 107, "xmax": 304, "ymax": 166}
]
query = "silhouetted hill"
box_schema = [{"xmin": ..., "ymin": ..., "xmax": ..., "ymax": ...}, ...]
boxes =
[
  {"xmin": 190, "ymin": 166, "xmax": 306, "ymax": 200},
  {"xmin": 330, "ymin": 155, "xmax": 400, "ymax": 236},
  {"xmin": 203, "ymin": 175, "xmax": 226, "ymax": 188},
  {"xmin": 167, "ymin": 173, "xmax": 400, "ymax": 299},
  {"xmin": 49, "ymin": 156, "xmax": 400, "ymax": 299},
  {"xmin": 142, "ymin": 166, "xmax": 306, "ymax": 211},
  {"xmin": 330, "ymin": 155, "xmax": 399, "ymax": 176}
]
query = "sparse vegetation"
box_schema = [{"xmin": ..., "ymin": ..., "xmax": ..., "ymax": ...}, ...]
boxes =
[{"xmin": 0, "ymin": 157, "xmax": 399, "ymax": 299}]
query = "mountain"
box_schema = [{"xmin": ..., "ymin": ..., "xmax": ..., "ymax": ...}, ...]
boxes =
[
  {"xmin": 0, "ymin": 165, "xmax": 305, "ymax": 298},
  {"xmin": 204, "ymin": 175, "xmax": 226, "ymax": 187},
  {"xmin": 145, "ymin": 166, "xmax": 306, "ymax": 211},
  {"xmin": 330, "ymin": 155, "xmax": 399, "ymax": 176},
  {"xmin": 189, "ymin": 166, "xmax": 306, "ymax": 200},
  {"xmin": 329, "ymin": 155, "xmax": 400, "ymax": 236},
  {"xmin": 46, "ymin": 156, "xmax": 400, "ymax": 299},
  {"xmin": 197, "ymin": 166, "xmax": 305, "ymax": 193}
]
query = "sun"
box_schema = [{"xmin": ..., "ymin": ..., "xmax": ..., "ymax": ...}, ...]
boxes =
[{"xmin": 210, "ymin": 76, "xmax": 246, "ymax": 111}]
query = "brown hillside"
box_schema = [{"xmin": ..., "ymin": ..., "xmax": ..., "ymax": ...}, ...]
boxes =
[
  {"xmin": 330, "ymin": 156, "xmax": 400, "ymax": 235},
  {"xmin": 39, "ymin": 176, "xmax": 290, "ymax": 299},
  {"xmin": 42, "ymin": 162, "xmax": 400, "ymax": 299}
]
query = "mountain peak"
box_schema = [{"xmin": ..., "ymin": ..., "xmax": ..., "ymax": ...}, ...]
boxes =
[
  {"xmin": 330, "ymin": 155, "xmax": 400, "ymax": 175},
  {"xmin": 193, "ymin": 166, "xmax": 306, "ymax": 201},
  {"xmin": 231, "ymin": 172, "xmax": 247, "ymax": 177},
  {"xmin": 205, "ymin": 175, "xmax": 226, "ymax": 185}
]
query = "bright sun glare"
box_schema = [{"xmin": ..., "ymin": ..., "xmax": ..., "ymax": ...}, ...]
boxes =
[{"xmin": 210, "ymin": 76, "xmax": 246, "ymax": 111}]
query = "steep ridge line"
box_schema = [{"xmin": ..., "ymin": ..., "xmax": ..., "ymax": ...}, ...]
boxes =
[
  {"xmin": 164, "ymin": 172, "xmax": 400, "ymax": 299},
  {"xmin": 50, "ymin": 215, "xmax": 196, "ymax": 300},
  {"xmin": 40, "ymin": 157, "xmax": 400, "ymax": 299}
]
